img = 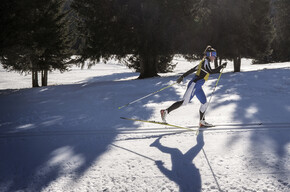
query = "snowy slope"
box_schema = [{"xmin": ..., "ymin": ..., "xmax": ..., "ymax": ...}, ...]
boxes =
[{"xmin": 0, "ymin": 58, "xmax": 290, "ymax": 192}]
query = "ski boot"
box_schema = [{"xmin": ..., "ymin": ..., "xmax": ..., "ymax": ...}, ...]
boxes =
[
  {"xmin": 199, "ymin": 120, "xmax": 214, "ymax": 127},
  {"xmin": 160, "ymin": 109, "xmax": 168, "ymax": 123}
]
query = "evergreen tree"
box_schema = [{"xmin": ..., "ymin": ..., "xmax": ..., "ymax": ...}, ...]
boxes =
[
  {"xmin": 72, "ymin": 0, "xmax": 200, "ymax": 78},
  {"xmin": 0, "ymin": 1, "xmax": 20, "ymax": 57},
  {"xmin": 248, "ymin": 0, "xmax": 274, "ymax": 63},
  {"xmin": 272, "ymin": 0, "xmax": 290, "ymax": 61},
  {"xmin": 200, "ymin": 0, "xmax": 273, "ymax": 71},
  {"xmin": 0, "ymin": 0, "xmax": 72, "ymax": 87},
  {"xmin": 205, "ymin": 0, "xmax": 250, "ymax": 71}
]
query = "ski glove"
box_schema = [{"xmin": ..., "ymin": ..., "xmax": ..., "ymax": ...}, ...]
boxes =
[
  {"xmin": 221, "ymin": 62, "xmax": 227, "ymax": 68},
  {"xmin": 177, "ymin": 76, "xmax": 184, "ymax": 84}
]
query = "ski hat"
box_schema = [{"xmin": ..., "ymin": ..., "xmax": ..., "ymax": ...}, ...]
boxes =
[{"xmin": 204, "ymin": 45, "xmax": 217, "ymax": 57}]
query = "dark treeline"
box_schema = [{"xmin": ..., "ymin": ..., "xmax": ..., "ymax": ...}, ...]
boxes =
[
  {"xmin": 0, "ymin": 0, "xmax": 289, "ymax": 86},
  {"xmin": 0, "ymin": 0, "xmax": 72, "ymax": 87}
]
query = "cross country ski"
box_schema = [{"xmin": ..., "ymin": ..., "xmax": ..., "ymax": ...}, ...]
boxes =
[{"xmin": 120, "ymin": 117, "xmax": 214, "ymax": 133}]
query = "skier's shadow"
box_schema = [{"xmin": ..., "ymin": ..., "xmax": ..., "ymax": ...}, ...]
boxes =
[{"xmin": 150, "ymin": 131, "xmax": 204, "ymax": 192}]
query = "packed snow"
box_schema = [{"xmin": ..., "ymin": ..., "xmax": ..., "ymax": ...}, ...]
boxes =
[{"xmin": 0, "ymin": 57, "xmax": 290, "ymax": 192}]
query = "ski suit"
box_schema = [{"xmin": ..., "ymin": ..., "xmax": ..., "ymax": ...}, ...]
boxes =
[
  {"xmin": 167, "ymin": 58, "xmax": 223, "ymax": 116},
  {"xmin": 183, "ymin": 58, "xmax": 222, "ymax": 105}
]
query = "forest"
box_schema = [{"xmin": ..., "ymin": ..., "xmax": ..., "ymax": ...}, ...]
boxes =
[{"xmin": 0, "ymin": 0, "xmax": 289, "ymax": 87}]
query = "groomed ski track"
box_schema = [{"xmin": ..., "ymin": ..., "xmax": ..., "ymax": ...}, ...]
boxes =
[{"xmin": 1, "ymin": 122, "xmax": 290, "ymax": 139}]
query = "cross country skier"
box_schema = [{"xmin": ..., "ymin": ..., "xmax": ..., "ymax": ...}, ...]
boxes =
[{"xmin": 160, "ymin": 45, "xmax": 227, "ymax": 127}]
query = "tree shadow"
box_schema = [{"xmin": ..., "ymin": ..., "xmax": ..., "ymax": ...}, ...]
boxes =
[
  {"xmin": 0, "ymin": 80, "xmax": 122, "ymax": 191},
  {"xmin": 150, "ymin": 131, "xmax": 205, "ymax": 192},
  {"xmin": 0, "ymin": 72, "xmax": 182, "ymax": 191},
  {"xmin": 209, "ymin": 68, "xmax": 290, "ymax": 184}
]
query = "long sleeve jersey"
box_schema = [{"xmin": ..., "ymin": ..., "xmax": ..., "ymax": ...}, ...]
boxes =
[{"xmin": 181, "ymin": 58, "xmax": 223, "ymax": 82}]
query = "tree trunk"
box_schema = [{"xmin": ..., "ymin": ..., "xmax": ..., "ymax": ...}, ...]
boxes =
[
  {"xmin": 138, "ymin": 53, "xmax": 159, "ymax": 79},
  {"xmin": 41, "ymin": 70, "xmax": 48, "ymax": 86},
  {"xmin": 32, "ymin": 69, "xmax": 39, "ymax": 87},
  {"xmin": 233, "ymin": 55, "xmax": 241, "ymax": 72},
  {"xmin": 31, "ymin": 58, "xmax": 39, "ymax": 87}
]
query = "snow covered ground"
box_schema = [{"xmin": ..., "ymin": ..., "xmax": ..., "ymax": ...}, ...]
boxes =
[{"xmin": 0, "ymin": 57, "xmax": 290, "ymax": 192}]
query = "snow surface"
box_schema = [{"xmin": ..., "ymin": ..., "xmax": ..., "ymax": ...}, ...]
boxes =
[{"xmin": 0, "ymin": 57, "xmax": 290, "ymax": 192}]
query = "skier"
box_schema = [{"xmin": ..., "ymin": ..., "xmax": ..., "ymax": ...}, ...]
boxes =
[{"xmin": 160, "ymin": 45, "xmax": 227, "ymax": 127}]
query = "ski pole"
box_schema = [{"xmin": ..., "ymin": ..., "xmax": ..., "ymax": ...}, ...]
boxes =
[
  {"xmin": 196, "ymin": 68, "xmax": 225, "ymax": 135},
  {"xmin": 118, "ymin": 82, "xmax": 177, "ymax": 109},
  {"xmin": 201, "ymin": 67, "xmax": 225, "ymax": 121}
]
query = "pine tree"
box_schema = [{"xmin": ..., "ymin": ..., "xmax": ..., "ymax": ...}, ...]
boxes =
[
  {"xmin": 203, "ymin": 0, "xmax": 251, "ymax": 72},
  {"xmin": 0, "ymin": 0, "xmax": 72, "ymax": 87},
  {"xmin": 272, "ymin": 0, "xmax": 290, "ymax": 61},
  {"xmin": 0, "ymin": 1, "xmax": 23, "ymax": 58},
  {"xmin": 202, "ymin": 0, "xmax": 274, "ymax": 71},
  {"xmin": 248, "ymin": 0, "xmax": 274, "ymax": 63},
  {"xmin": 72, "ymin": 0, "xmax": 200, "ymax": 78}
]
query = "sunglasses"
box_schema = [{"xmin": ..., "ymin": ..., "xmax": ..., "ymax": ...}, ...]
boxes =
[{"xmin": 206, "ymin": 51, "xmax": 217, "ymax": 57}]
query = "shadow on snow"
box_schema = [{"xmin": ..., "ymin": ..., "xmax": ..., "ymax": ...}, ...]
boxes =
[
  {"xmin": 0, "ymin": 68, "xmax": 289, "ymax": 191},
  {"xmin": 0, "ymin": 72, "xmax": 181, "ymax": 191},
  {"xmin": 150, "ymin": 131, "xmax": 205, "ymax": 192},
  {"xmin": 210, "ymin": 68, "xmax": 290, "ymax": 181}
]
